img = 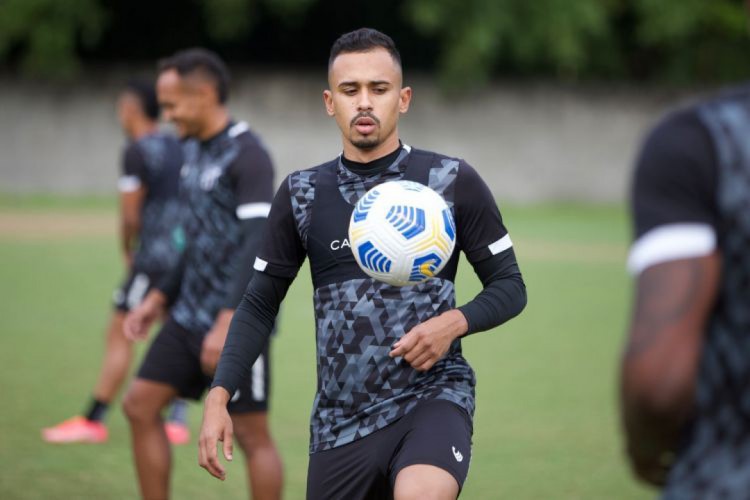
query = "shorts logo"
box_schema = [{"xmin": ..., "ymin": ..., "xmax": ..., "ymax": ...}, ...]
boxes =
[{"xmin": 452, "ymin": 446, "xmax": 464, "ymax": 463}]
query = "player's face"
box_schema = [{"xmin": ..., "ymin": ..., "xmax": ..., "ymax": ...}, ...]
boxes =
[
  {"xmin": 115, "ymin": 91, "xmax": 140, "ymax": 137},
  {"xmin": 156, "ymin": 69, "xmax": 210, "ymax": 138},
  {"xmin": 324, "ymin": 48, "xmax": 411, "ymax": 154}
]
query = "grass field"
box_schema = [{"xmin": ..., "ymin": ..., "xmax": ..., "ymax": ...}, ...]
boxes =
[{"xmin": 0, "ymin": 195, "xmax": 654, "ymax": 499}]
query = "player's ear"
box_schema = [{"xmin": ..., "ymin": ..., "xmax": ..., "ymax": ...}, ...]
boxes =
[
  {"xmin": 204, "ymin": 81, "xmax": 221, "ymax": 105},
  {"xmin": 323, "ymin": 90, "xmax": 335, "ymax": 116},
  {"xmin": 399, "ymin": 86, "xmax": 412, "ymax": 114}
]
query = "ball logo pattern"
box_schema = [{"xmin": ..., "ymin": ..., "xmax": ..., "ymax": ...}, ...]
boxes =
[{"xmin": 348, "ymin": 180, "xmax": 456, "ymax": 286}]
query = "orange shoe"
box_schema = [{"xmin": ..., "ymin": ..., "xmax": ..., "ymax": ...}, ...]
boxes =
[
  {"xmin": 42, "ymin": 416, "xmax": 108, "ymax": 444},
  {"xmin": 164, "ymin": 421, "xmax": 190, "ymax": 445}
]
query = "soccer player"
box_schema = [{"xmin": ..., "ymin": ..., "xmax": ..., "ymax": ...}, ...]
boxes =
[
  {"xmin": 199, "ymin": 28, "xmax": 527, "ymax": 499},
  {"xmin": 122, "ymin": 49, "xmax": 283, "ymax": 500},
  {"xmin": 42, "ymin": 79, "xmax": 189, "ymax": 445},
  {"xmin": 620, "ymin": 82, "xmax": 750, "ymax": 494}
]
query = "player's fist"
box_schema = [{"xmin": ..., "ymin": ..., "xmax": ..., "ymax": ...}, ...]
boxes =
[{"xmin": 389, "ymin": 309, "xmax": 468, "ymax": 372}]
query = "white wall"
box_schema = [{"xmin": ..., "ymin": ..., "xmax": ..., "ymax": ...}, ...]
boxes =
[{"xmin": 0, "ymin": 69, "xmax": 702, "ymax": 203}]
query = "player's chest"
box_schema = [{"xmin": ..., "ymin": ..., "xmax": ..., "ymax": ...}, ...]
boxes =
[{"xmin": 180, "ymin": 153, "xmax": 233, "ymax": 202}]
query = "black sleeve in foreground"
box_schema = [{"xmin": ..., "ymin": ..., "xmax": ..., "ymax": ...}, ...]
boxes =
[
  {"xmin": 457, "ymin": 248, "xmax": 527, "ymax": 335},
  {"xmin": 212, "ymin": 271, "xmax": 293, "ymax": 395},
  {"xmin": 223, "ymin": 217, "xmax": 267, "ymax": 310}
]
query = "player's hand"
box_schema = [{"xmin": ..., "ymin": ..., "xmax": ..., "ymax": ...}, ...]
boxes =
[
  {"xmin": 389, "ymin": 309, "xmax": 468, "ymax": 372},
  {"xmin": 627, "ymin": 444, "xmax": 673, "ymax": 487},
  {"xmin": 201, "ymin": 309, "xmax": 234, "ymax": 376},
  {"xmin": 199, "ymin": 387, "xmax": 234, "ymax": 481},
  {"xmin": 123, "ymin": 290, "xmax": 167, "ymax": 341}
]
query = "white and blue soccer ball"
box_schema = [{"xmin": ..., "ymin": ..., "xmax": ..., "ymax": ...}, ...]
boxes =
[{"xmin": 348, "ymin": 180, "xmax": 456, "ymax": 286}]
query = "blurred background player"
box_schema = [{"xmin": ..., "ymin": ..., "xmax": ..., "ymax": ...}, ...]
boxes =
[
  {"xmin": 620, "ymin": 67, "xmax": 750, "ymax": 495},
  {"xmin": 199, "ymin": 28, "xmax": 526, "ymax": 499},
  {"xmin": 42, "ymin": 79, "xmax": 189, "ymax": 445},
  {"xmin": 122, "ymin": 48, "xmax": 283, "ymax": 500}
]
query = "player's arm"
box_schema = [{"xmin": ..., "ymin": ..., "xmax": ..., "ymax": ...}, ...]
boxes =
[
  {"xmin": 390, "ymin": 250, "xmax": 527, "ymax": 371},
  {"xmin": 621, "ymin": 253, "xmax": 719, "ymax": 486},
  {"xmin": 201, "ymin": 220, "xmax": 266, "ymax": 375},
  {"xmin": 200, "ymin": 174, "xmax": 306, "ymax": 480},
  {"xmin": 620, "ymin": 109, "xmax": 720, "ymax": 486},
  {"xmin": 200, "ymin": 133, "xmax": 275, "ymax": 375},
  {"xmin": 200, "ymin": 270, "xmax": 292, "ymax": 480},
  {"xmin": 391, "ymin": 162, "xmax": 527, "ymax": 371},
  {"xmin": 118, "ymin": 144, "xmax": 148, "ymax": 267}
]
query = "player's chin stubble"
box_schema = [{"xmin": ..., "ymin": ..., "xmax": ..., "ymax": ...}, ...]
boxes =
[{"xmin": 350, "ymin": 134, "xmax": 381, "ymax": 150}]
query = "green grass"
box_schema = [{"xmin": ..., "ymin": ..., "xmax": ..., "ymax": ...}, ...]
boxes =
[{"xmin": 0, "ymin": 199, "xmax": 653, "ymax": 499}]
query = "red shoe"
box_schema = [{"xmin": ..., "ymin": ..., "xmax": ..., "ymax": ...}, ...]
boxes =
[
  {"xmin": 164, "ymin": 421, "xmax": 190, "ymax": 445},
  {"xmin": 42, "ymin": 416, "xmax": 108, "ymax": 444}
]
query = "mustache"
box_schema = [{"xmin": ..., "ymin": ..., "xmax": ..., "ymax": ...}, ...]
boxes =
[{"xmin": 350, "ymin": 112, "xmax": 380, "ymax": 127}]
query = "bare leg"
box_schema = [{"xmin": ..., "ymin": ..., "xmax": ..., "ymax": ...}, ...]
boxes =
[
  {"xmin": 123, "ymin": 379, "xmax": 178, "ymax": 500},
  {"xmin": 231, "ymin": 412, "xmax": 283, "ymax": 500},
  {"xmin": 92, "ymin": 312, "xmax": 133, "ymax": 402},
  {"xmin": 394, "ymin": 464, "xmax": 459, "ymax": 500}
]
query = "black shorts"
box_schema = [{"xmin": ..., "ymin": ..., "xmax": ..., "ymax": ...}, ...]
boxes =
[
  {"xmin": 136, "ymin": 316, "xmax": 270, "ymax": 413},
  {"xmin": 306, "ymin": 399, "xmax": 473, "ymax": 500},
  {"xmin": 113, "ymin": 269, "xmax": 166, "ymax": 312}
]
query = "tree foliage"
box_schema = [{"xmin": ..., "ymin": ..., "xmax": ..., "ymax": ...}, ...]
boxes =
[
  {"xmin": 1, "ymin": 0, "xmax": 749, "ymax": 85},
  {"xmin": 0, "ymin": 0, "xmax": 106, "ymax": 78},
  {"xmin": 405, "ymin": 0, "xmax": 614, "ymax": 88}
]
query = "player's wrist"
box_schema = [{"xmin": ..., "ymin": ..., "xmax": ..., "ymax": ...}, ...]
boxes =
[
  {"xmin": 206, "ymin": 386, "xmax": 232, "ymax": 407},
  {"xmin": 445, "ymin": 309, "xmax": 469, "ymax": 338},
  {"xmin": 147, "ymin": 289, "xmax": 168, "ymax": 310}
]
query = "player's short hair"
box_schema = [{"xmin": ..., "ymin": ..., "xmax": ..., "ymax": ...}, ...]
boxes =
[
  {"xmin": 328, "ymin": 28, "xmax": 402, "ymax": 70},
  {"xmin": 158, "ymin": 48, "xmax": 231, "ymax": 104},
  {"xmin": 124, "ymin": 79, "xmax": 159, "ymax": 120}
]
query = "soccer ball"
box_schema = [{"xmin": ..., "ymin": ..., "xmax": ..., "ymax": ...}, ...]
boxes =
[{"xmin": 348, "ymin": 180, "xmax": 456, "ymax": 286}]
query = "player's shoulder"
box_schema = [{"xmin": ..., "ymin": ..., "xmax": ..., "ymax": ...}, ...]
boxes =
[
  {"xmin": 286, "ymin": 159, "xmax": 337, "ymax": 192},
  {"xmin": 636, "ymin": 99, "xmax": 715, "ymax": 183},
  {"xmin": 646, "ymin": 103, "xmax": 705, "ymax": 147},
  {"xmin": 412, "ymin": 146, "xmax": 488, "ymax": 189},
  {"xmin": 645, "ymin": 82, "xmax": 750, "ymax": 148},
  {"xmin": 123, "ymin": 138, "xmax": 141, "ymax": 157},
  {"xmin": 700, "ymin": 81, "xmax": 750, "ymax": 109},
  {"xmin": 408, "ymin": 146, "xmax": 475, "ymax": 174},
  {"xmin": 227, "ymin": 121, "xmax": 268, "ymax": 153},
  {"xmin": 135, "ymin": 131, "xmax": 179, "ymax": 155},
  {"xmin": 409, "ymin": 146, "xmax": 460, "ymax": 164}
]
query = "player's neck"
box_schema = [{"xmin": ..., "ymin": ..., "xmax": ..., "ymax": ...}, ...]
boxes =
[
  {"xmin": 129, "ymin": 120, "xmax": 157, "ymax": 140},
  {"xmin": 342, "ymin": 132, "xmax": 401, "ymax": 164},
  {"xmin": 197, "ymin": 107, "xmax": 231, "ymax": 141}
]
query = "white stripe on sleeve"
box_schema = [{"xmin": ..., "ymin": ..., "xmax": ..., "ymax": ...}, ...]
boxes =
[
  {"xmin": 237, "ymin": 202, "xmax": 271, "ymax": 220},
  {"xmin": 627, "ymin": 223, "xmax": 717, "ymax": 275},
  {"xmin": 118, "ymin": 175, "xmax": 142, "ymax": 193},
  {"xmin": 488, "ymin": 234, "xmax": 513, "ymax": 255},
  {"xmin": 251, "ymin": 355, "xmax": 265, "ymax": 401}
]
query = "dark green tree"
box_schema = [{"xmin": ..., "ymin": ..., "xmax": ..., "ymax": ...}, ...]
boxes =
[
  {"xmin": 2, "ymin": 0, "xmax": 750, "ymax": 85},
  {"xmin": 0, "ymin": 0, "xmax": 107, "ymax": 78}
]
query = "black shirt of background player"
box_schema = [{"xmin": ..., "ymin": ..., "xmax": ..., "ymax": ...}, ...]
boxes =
[
  {"xmin": 166, "ymin": 122, "xmax": 274, "ymax": 335},
  {"xmin": 119, "ymin": 132, "xmax": 184, "ymax": 274}
]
